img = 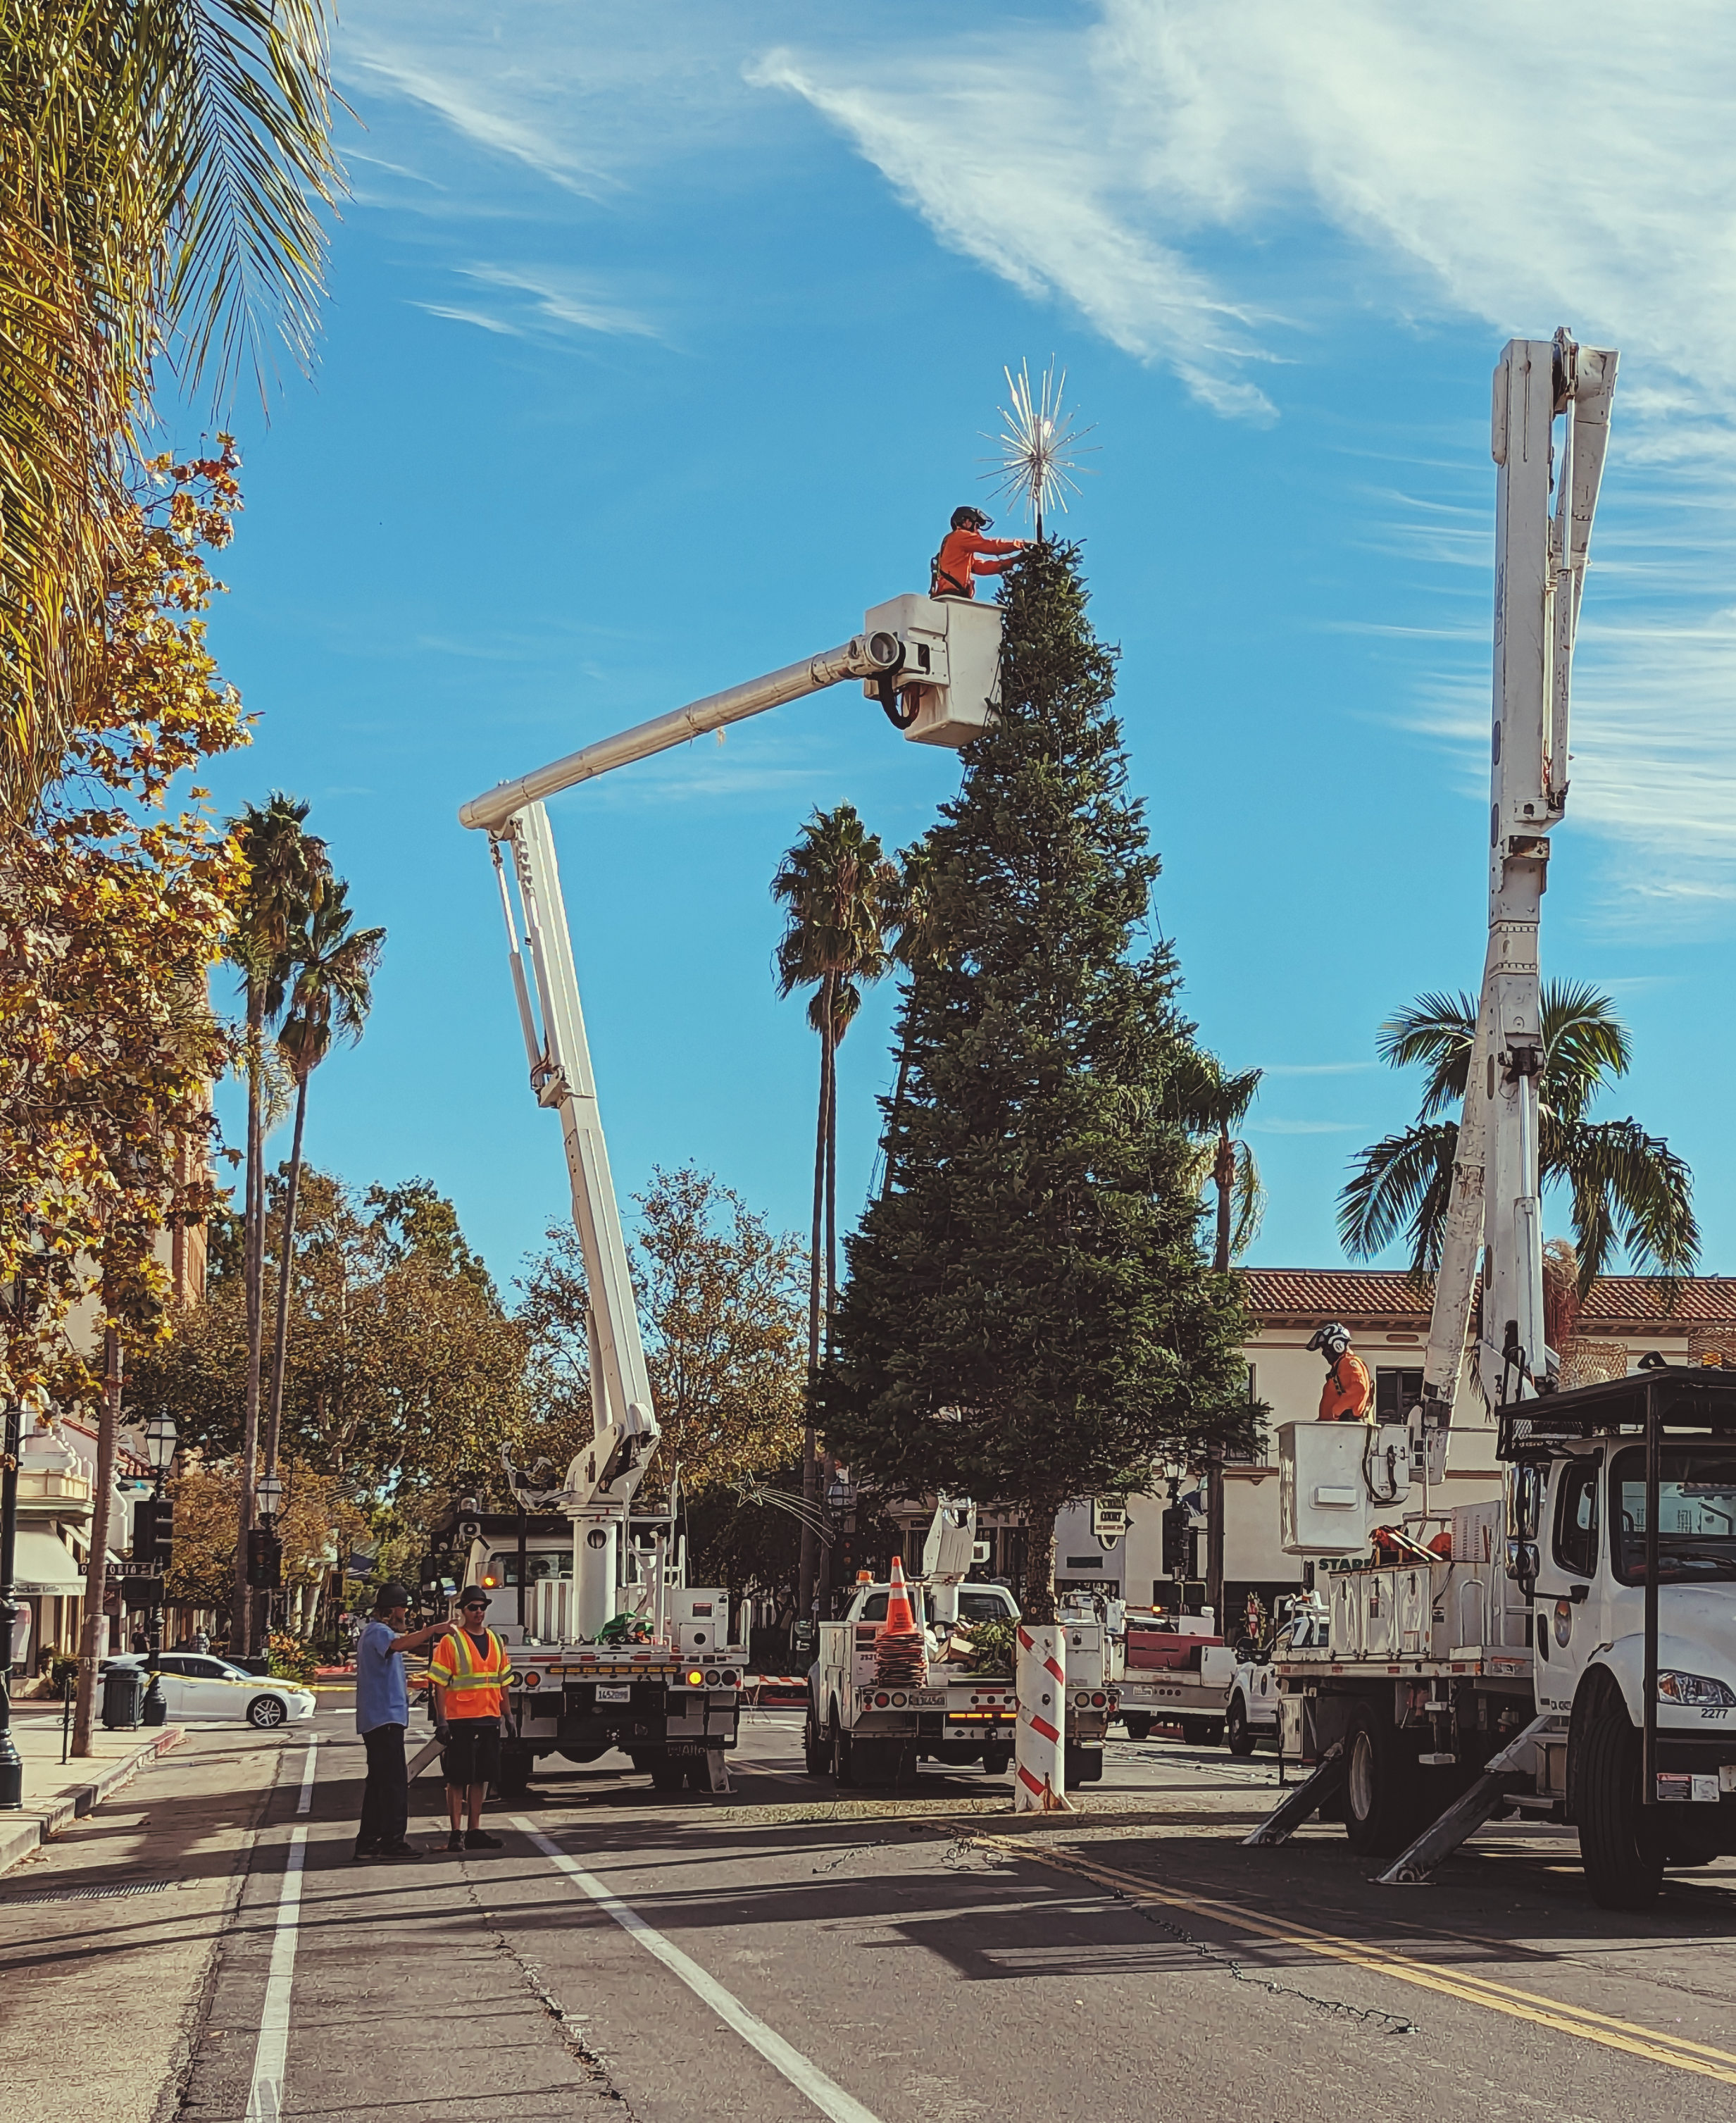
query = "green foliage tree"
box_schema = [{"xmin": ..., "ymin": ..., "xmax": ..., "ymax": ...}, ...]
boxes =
[
  {"xmin": 825, "ymin": 543, "xmax": 1256, "ymax": 1623},
  {"xmin": 1339, "ymin": 982, "xmax": 1699, "ymax": 1293},
  {"xmin": 263, "ymin": 878, "xmax": 386, "ymax": 1481},
  {"xmin": 770, "ymin": 804, "xmax": 899, "ymax": 1617},
  {"xmin": 223, "ymin": 791, "xmax": 327, "ymax": 1651},
  {"xmin": 130, "ymin": 1168, "xmax": 528, "ymax": 1507},
  {"xmin": 515, "ymin": 1165, "xmax": 806, "ymax": 1519}
]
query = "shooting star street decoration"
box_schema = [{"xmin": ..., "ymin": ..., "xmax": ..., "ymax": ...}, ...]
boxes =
[{"xmin": 983, "ymin": 359, "xmax": 1097, "ymax": 541}]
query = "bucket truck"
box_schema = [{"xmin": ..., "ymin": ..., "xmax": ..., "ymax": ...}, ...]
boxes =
[
  {"xmin": 456, "ymin": 596, "xmax": 1003, "ymax": 1795},
  {"xmin": 805, "ymin": 1497, "xmax": 1117, "ymax": 1786},
  {"xmin": 1249, "ymin": 332, "xmax": 1736, "ymax": 1907}
]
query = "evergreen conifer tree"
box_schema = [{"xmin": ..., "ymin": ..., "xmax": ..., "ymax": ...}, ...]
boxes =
[{"xmin": 826, "ymin": 543, "xmax": 1255, "ymax": 1623}]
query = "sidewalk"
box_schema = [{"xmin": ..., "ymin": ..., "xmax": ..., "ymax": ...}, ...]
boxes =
[{"xmin": 1, "ymin": 1703, "xmax": 185, "ymax": 1875}]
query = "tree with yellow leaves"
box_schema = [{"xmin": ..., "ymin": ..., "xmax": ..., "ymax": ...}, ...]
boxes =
[{"xmin": 0, "ymin": 444, "xmax": 251, "ymax": 1748}]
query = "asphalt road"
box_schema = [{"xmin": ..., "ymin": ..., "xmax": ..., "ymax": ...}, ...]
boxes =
[{"xmin": 4, "ymin": 1696, "xmax": 1735, "ymax": 2123}]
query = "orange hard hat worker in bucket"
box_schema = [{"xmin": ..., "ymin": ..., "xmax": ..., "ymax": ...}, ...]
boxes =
[
  {"xmin": 930, "ymin": 506, "xmax": 1027, "ymax": 600},
  {"xmin": 1307, "ymin": 1321, "xmax": 1375, "ymax": 1424}
]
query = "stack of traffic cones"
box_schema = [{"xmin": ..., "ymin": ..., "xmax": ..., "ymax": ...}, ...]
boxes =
[{"xmin": 875, "ymin": 1555, "xmax": 927, "ymax": 1687}]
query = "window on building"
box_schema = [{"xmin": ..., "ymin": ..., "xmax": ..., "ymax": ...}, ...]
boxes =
[{"xmin": 1374, "ymin": 1367, "xmax": 1423, "ymax": 1424}]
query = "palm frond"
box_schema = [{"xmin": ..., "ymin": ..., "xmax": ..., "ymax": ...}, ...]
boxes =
[
  {"xmin": 1547, "ymin": 1116, "xmax": 1699, "ymax": 1290},
  {"xmin": 1540, "ymin": 980, "xmax": 1632, "ymax": 1125},
  {"xmin": 1375, "ymin": 991, "xmax": 1478, "ymax": 1118},
  {"xmin": 1337, "ymin": 1121, "xmax": 1459, "ymax": 1272},
  {"xmin": 1230, "ymin": 1138, "xmax": 1263, "ymax": 1260}
]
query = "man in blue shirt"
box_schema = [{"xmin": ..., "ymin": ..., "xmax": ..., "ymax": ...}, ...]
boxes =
[{"xmin": 354, "ymin": 1581, "xmax": 444, "ymax": 1860}]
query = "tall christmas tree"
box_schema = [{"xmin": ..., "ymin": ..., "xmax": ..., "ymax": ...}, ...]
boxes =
[{"xmin": 826, "ymin": 542, "xmax": 1254, "ymax": 1623}]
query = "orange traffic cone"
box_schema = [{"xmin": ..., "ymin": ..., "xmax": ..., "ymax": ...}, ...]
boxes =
[
  {"xmin": 876, "ymin": 1555, "xmax": 926, "ymax": 1687},
  {"xmin": 885, "ymin": 1555, "xmax": 917, "ymax": 1634}
]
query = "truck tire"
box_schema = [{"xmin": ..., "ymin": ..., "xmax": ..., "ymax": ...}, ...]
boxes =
[
  {"xmin": 981, "ymin": 1743, "xmax": 1011, "ymax": 1776},
  {"xmin": 830, "ymin": 1713, "xmax": 856, "ymax": 1788},
  {"xmin": 1576, "ymin": 1703, "xmax": 1663, "ymax": 1910},
  {"xmin": 802, "ymin": 1707, "xmax": 829, "ymax": 1778},
  {"xmin": 1343, "ymin": 1702, "xmax": 1421, "ymax": 1859},
  {"xmin": 851, "ymin": 1737, "xmax": 893, "ymax": 1786},
  {"xmin": 558, "ymin": 1746, "xmax": 608, "ymax": 1764},
  {"xmin": 649, "ymin": 1757, "xmax": 685, "ymax": 1793},
  {"xmin": 1180, "ymin": 1718, "xmax": 1224, "ymax": 1748},
  {"xmin": 1123, "ymin": 1714, "xmax": 1153, "ymax": 1741},
  {"xmin": 498, "ymin": 1743, "xmax": 535, "ymax": 1799},
  {"xmin": 1064, "ymin": 1741, "xmax": 1104, "ymax": 1786},
  {"xmin": 1226, "ymin": 1695, "xmax": 1256, "ymax": 1757}
]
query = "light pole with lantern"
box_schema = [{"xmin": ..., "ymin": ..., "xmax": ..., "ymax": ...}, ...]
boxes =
[
  {"xmin": 256, "ymin": 1469, "xmax": 283, "ymax": 1655},
  {"xmin": 140, "ymin": 1410, "xmax": 177, "ymax": 1726}
]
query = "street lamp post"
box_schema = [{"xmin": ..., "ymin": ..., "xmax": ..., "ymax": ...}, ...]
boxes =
[
  {"xmin": 0, "ymin": 1396, "xmax": 23, "ymax": 1809},
  {"xmin": 256, "ymin": 1471, "xmax": 282, "ymax": 1657},
  {"xmin": 140, "ymin": 1411, "xmax": 177, "ymax": 1728}
]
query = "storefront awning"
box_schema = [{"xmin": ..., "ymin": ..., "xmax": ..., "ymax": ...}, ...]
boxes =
[{"xmin": 11, "ymin": 1528, "xmax": 87, "ymax": 1596}]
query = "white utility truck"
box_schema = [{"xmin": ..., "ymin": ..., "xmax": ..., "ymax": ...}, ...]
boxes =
[
  {"xmin": 457, "ymin": 595, "xmax": 1001, "ymax": 1795},
  {"xmin": 1222, "ymin": 1595, "xmax": 1326, "ymax": 1756},
  {"xmin": 1109, "ymin": 1609, "xmax": 1234, "ymax": 1747},
  {"xmin": 1249, "ymin": 331, "xmax": 1736, "ymax": 1907},
  {"xmin": 804, "ymin": 1501, "xmax": 1117, "ymax": 1786}
]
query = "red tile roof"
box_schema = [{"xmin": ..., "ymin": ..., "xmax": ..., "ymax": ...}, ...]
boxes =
[{"xmin": 1240, "ymin": 1267, "xmax": 1736, "ymax": 1333}]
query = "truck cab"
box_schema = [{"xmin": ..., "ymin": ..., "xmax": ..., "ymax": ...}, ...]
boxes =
[{"xmin": 1513, "ymin": 1388, "xmax": 1736, "ymax": 1900}]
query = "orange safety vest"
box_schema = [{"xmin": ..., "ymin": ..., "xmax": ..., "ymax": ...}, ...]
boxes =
[
  {"xmin": 1318, "ymin": 1350, "xmax": 1374, "ymax": 1424},
  {"xmin": 430, "ymin": 1626, "xmax": 515, "ymax": 1719},
  {"xmin": 930, "ymin": 528, "xmax": 1023, "ymax": 599}
]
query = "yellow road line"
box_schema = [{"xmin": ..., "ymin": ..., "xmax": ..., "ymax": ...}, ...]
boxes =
[{"xmin": 973, "ymin": 1835, "xmax": 1736, "ymax": 2086}]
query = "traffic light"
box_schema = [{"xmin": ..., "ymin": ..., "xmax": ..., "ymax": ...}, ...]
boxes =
[
  {"xmin": 1161, "ymin": 1505, "xmax": 1189, "ymax": 1578},
  {"xmin": 246, "ymin": 1526, "xmax": 282, "ymax": 1590},
  {"xmin": 135, "ymin": 1497, "xmax": 175, "ymax": 1569}
]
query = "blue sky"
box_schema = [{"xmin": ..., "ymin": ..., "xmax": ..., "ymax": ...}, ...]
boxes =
[{"xmin": 196, "ymin": 1, "xmax": 1736, "ymax": 1293}]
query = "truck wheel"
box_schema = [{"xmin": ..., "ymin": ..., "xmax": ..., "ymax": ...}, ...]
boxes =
[
  {"xmin": 1226, "ymin": 1696, "xmax": 1256, "ymax": 1757},
  {"xmin": 981, "ymin": 1743, "xmax": 1011, "ymax": 1776},
  {"xmin": 802, "ymin": 1707, "xmax": 829, "ymax": 1778},
  {"xmin": 684, "ymin": 1756, "xmax": 714, "ymax": 1791},
  {"xmin": 830, "ymin": 1716, "xmax": 856, "ymax": 1788},
  {"xmin": 1064, "ymin": 1742, "xmax": 1104, "ymax": 1786},
  {"xmin": 1123, "ymin": 1714, "xmax": 1153, "ymax": 1742},
  {"xmin": 498, "ymin": 1744, "xmax": 535, "ymax": 1800},
  {"xmin": 1577, "ymin": 1704, "xmax": 1663, "ymax": 1910},
  {"xmin": 1343, "ymin": 1703, "xmax": 1421, "ymax": 1858},
  {"xmin": 649, "ymin": 1757, "xmax": 685, "ymax": 1793}
]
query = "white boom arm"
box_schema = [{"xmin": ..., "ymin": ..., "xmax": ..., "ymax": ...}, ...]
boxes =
[
  {"xmin": 1411, "ymin": 331, "xmax": 1618, "ymax": 1477},
  {"xmin": 462, "ymin": 599, "xmax": 1002, "ymax": 1635}
]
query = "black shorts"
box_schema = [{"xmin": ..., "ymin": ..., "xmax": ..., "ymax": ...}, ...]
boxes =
[{"xmin": 442, "ymin": 1717, "xmax": 501, "ymax": 1788}]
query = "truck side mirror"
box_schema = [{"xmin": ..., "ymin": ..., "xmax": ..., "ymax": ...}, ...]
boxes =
[{"xmin": 1507, "ymin": 1538, "xmax": 1540, "ymax": 1590}]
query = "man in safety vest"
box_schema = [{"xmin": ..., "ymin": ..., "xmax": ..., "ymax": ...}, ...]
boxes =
[
  {"xmin": 429, "ymin": 1587, "xmax": 516, "ymax": 1852},
  {"xmin": 930, "ymin": 506, "xmax": 1027, "ymax": 599},
  {"xmin": 1307, "ymin": 1321, "xmax": 1375, "ymax": 1423}
]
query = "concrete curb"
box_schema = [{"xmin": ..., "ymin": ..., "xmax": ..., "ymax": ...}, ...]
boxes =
[{"xmin": 0, "ymin": 1725, "xmax": 186, "ymax": 1879}]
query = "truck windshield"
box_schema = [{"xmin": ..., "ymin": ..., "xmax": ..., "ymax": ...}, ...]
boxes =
[{"xmin": 1611, "ymin": 1445, "xmax": 1736, "ymax": 1583}]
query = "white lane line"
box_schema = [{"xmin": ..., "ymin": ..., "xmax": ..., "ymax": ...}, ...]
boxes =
[
  {"xmin": 246, "ymin": 1824, "xmax": 308, "ymax": 2123},
  {"xmin": 296, "ymin": 1737, "xmax": 318, "ymax": 1815},
  {"xmin": 514, "ymin": 1819, "xmax": 881, "ymax": 2123}
]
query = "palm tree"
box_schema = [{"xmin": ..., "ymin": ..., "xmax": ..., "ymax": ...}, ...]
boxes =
[
  {"xmin": 224, "ymin": 792, "xmax": 327, "ymax": 1652},
  {"xmin": 1, "ymin": 0, "xmax": 343, "ymax": 816},
  {"xmin": 1340, "ymin": 981, "xmax": 1698, "ymax": 1293},
  {"xmin": 262, "ymin": 878, "xmax": 385, "ymax": 1487},
  {"xmin": 771, "ymin": 804, "xmax": 899, "ymax": 1621}
]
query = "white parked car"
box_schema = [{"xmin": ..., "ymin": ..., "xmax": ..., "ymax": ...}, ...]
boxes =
[
  {"xmin": 106, "ymin": 1653, "xmax": 316, "ymax": 1729},
  {"xmin": 1224, "ymin": 1596, "xmax": 1328, "ymax": 1757}
]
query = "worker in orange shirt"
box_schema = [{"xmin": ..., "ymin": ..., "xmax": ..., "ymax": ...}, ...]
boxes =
[
  {"xmin": 1307, "ymin": 1322, "xmax": 1374, "ymax": 1423},
  {"xmin": 930, "ymin": 506, "xmax": 1027, "ymax": 599}
]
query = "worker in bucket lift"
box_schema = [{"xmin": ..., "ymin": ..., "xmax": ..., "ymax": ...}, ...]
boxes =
[
  {"xmin": 930, "ymin": 506, "xmax": 1026, "ymax": 599},
  {"xmin": 1306, "ymin": 1321, "xmax": 1374, "ymax": 1423}
]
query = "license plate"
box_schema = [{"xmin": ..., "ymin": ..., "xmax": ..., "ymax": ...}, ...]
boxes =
[
  {"xmin": 595, "ymin": 1685, "xmax": 632, "ymax": 1704},
  {"xmin": 906, "ymin": 1691, "xmax": 946, "ymax": 1709}
]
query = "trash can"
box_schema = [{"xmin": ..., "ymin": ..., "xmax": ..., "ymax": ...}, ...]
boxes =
[{"xmin": 101, "ymin": 1663, "xmax": 145, "ymax": 1730}]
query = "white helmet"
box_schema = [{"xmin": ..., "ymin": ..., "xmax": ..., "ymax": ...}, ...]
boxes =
[{"xmin": 1306, "ymin": 1322, "xmax": 1351, "ymax": 1363}]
